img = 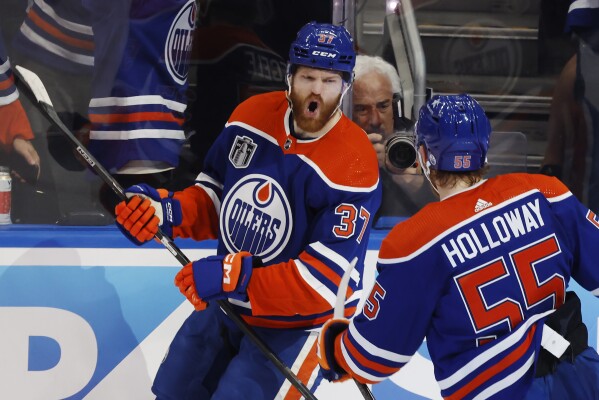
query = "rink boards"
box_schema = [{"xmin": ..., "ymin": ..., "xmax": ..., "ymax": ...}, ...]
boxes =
[{"xmin": 0, "ymin": 224, "xmax": 598, "ymax": 400}]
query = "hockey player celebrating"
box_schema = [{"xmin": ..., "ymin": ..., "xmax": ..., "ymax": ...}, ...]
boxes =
[
  {"xmin": 318, "ymin": 94, "xmax": 599, "ymax": 399},
  {"xmin": 115, "ymin": 22, "xmax": 381, "ymax": 399}
]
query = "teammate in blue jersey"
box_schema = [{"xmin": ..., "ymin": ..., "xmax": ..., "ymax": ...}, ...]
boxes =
[
  {"xmin": 85, "ymin": 0, "xmax": 197, "ymax": 212},
  {"xmin": 114, "ymin": 22, "xmax": 381, "ymax": 399},
  {"xmin": 318, "ymin": 94, "xmax": 599, "ymax": 399}
]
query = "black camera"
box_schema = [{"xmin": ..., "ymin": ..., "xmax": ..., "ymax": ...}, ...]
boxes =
[
  {"xmin": 385, "ymin": 129, "xmax": 417, "ymax": 170},
  {"xmin": 385, "ymin": 95, "xmax": 417, "ymax": 170}
]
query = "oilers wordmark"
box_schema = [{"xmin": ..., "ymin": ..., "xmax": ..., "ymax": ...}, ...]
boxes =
[
  {"xmin": 443, "ymin": 198, "xmax": 545, "ymax": 267},
  {"xmin": 228, "ymin": 198, "xmax": 281, "ymax": 255},
  {"xmin": 221, "ymin": 174, "xmax": 292, "ymax": 262}
]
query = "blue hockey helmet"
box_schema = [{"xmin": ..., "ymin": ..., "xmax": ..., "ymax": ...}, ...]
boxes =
[
  {"xmin": 416, "ymin": 94, "xmax": 491, "ymax": 172},
  {"xmin": 288, "ymin": 21, "xmax": 356, "ymax": 81}
]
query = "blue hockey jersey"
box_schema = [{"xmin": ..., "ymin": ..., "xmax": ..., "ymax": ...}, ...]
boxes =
[
  {"xmin": 171, "ymin": 90, "xmax": 382, "ymax": 329},
  {"xmin": 335, "ymin": 173, "xmax": 599, "ymax": 399},
  {"xmin": 13, "ymin": 0, "xmax": 94, "ymax": 75},
  {"xmin": 86, "ymin": 0, "xmax": 196, "ymax": 172}
]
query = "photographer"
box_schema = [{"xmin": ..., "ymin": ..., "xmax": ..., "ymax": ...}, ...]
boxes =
[{"xmin": 352, "ymin": 55, "xmax": 436, "ymax": 223}]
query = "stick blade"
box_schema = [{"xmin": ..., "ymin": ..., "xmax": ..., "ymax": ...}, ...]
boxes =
[{"xmin": 13, "ymin": 65, "xmax": 54, "ymax": 107}]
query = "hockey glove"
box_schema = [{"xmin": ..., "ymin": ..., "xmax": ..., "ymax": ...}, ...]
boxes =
[
  {"xmin": 174, "ymin": 252, "xmax": 254, "ymax": 311},
  {"xmin": 115, "ymin": 184, "xmax": 182, "ymax": 245},
  {"xmin": 318, "ymin": 318, "xmax": 351, "ymax": 382}
]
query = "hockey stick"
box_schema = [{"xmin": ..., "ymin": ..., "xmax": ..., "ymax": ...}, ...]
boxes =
[
  {"xmin": 12, "ymin": 65, "xmax": 318, "ymax": 400},
  {"xmin": 335, "ymin": 257, "xmax": 375, "ymax": 400}
]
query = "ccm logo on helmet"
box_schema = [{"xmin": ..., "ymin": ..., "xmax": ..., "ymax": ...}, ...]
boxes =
[{"xmin": 312, "ymin": 50, "xmax": 337, "ymax": 58}]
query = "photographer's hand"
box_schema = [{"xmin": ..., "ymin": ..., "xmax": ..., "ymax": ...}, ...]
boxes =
[{"xmin": 367, "ymin": 132, "xmax": 386, "ymax": 169}]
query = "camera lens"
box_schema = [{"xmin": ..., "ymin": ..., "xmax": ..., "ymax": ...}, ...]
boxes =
[{"xmin": 386, "ymin": 134, "xmax": 417, "ymax": 169}]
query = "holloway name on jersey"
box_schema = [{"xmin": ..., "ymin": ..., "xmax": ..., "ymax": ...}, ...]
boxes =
[{"xmin": 443, "ymin": 198, "xmax": 545, "ymax": 267}]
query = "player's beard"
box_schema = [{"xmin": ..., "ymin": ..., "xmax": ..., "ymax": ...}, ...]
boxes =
[{"xmin": 290, "ymin": 91, "xmax": 341, "ymax": 134}]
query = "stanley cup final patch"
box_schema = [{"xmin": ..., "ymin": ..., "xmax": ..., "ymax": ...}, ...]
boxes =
[{"xmin": 229, "ymin": 136, "xmax": 257, "ymax": 168}]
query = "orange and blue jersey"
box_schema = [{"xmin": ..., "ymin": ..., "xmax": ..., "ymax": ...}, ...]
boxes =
[
  {"xmin": 87, "ymin": 0, "xmax": 196, "ymax": 172},
  {"xmin": 171, "ymin": 90, "xmax": 382, "ymax": 329},
  {"xmin": 335, "ymin": 173, "xmax": 599, "ymax": 399}
]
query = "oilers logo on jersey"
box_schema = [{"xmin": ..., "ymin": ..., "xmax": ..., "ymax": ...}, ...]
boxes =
[
  {"xmin": 219, "ymin": 174, "xmax": 293, "ymax": 262},
  {"xmin": 229, "ymin": 136, "xmax": 257, "ymax": 168},
  {"xmin": 165, "ymin": 0, "xmax": 196, "ymax": 85}
]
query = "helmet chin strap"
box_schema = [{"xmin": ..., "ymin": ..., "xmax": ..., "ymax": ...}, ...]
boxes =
[
  {"xmin": 333, "ymin": 81, "xmax": 351, "ymax": 114},
  {"xmin": 285, "ymin": 73, "xmax": 294, "ymax": 108}
]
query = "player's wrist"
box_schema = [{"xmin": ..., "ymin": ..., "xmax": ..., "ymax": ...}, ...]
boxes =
[{"xmin": 318, "ymin": 318, "xmax": 350, "ymax": 381}]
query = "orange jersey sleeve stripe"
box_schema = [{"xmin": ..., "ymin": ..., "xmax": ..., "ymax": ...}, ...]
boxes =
[
  {"xmin": 0, "ymin": 76, "xmax": 14, "ymax": 91},
  {"xmin": 445, "ymin": 324, "xmax": 537, "ymax": 400},
  {"xmin": 89, "ymin": 112, "xmax": 184, "ymax": 125},
  {"xmin": 299, "ymin": 252, "xmax": 354, "ymax": 299},
  {"xmin": 334, "ymin": 334, "xmax": 379, "ymax": 385},
  {"xmin": 29, "ymin": 9, "xmax": 94, "ymax": 51},
  {"xmin": 342, "ymin": 333, "xmax": 401, "ymax": 376}
]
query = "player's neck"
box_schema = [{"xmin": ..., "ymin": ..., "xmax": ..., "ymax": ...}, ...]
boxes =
[
  {"xmin": 293, "ymin": 110, "xmax": 341, "ymax": 139},
  {"xmin": 437, "ymin": 179, "xmax": 476, "ymax": 200}
]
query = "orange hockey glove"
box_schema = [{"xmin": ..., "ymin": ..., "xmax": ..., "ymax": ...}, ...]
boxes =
[
  {"xmin": 174, "ymin": 263, "xmax": 208, "ymax": 311},
  {"xmin": 174, "ymin": 252, "xmax": 255, "ymax": 311},
  {"xmin": 115, "ymin": 184, "xmax": 182, "ymax": 245}
]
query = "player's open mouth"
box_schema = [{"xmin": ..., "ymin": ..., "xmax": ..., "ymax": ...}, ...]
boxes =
[{"xmin": 306, "ymin": 101, "xmax": 319, "ymax": 116}]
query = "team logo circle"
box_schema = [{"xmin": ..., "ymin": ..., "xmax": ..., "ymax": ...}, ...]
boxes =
[
  {"xmin": 165, "ymin": 0, "xmax": 196, "ymax": 85},
  {"xmin": 220, "ymin": 174, "xmax": 293, "ymax": 262}
]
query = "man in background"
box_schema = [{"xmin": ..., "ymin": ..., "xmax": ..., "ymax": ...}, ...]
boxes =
[{"xmin": 352, "ymin": 54, "xmax": 434, "ymax": 224}]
